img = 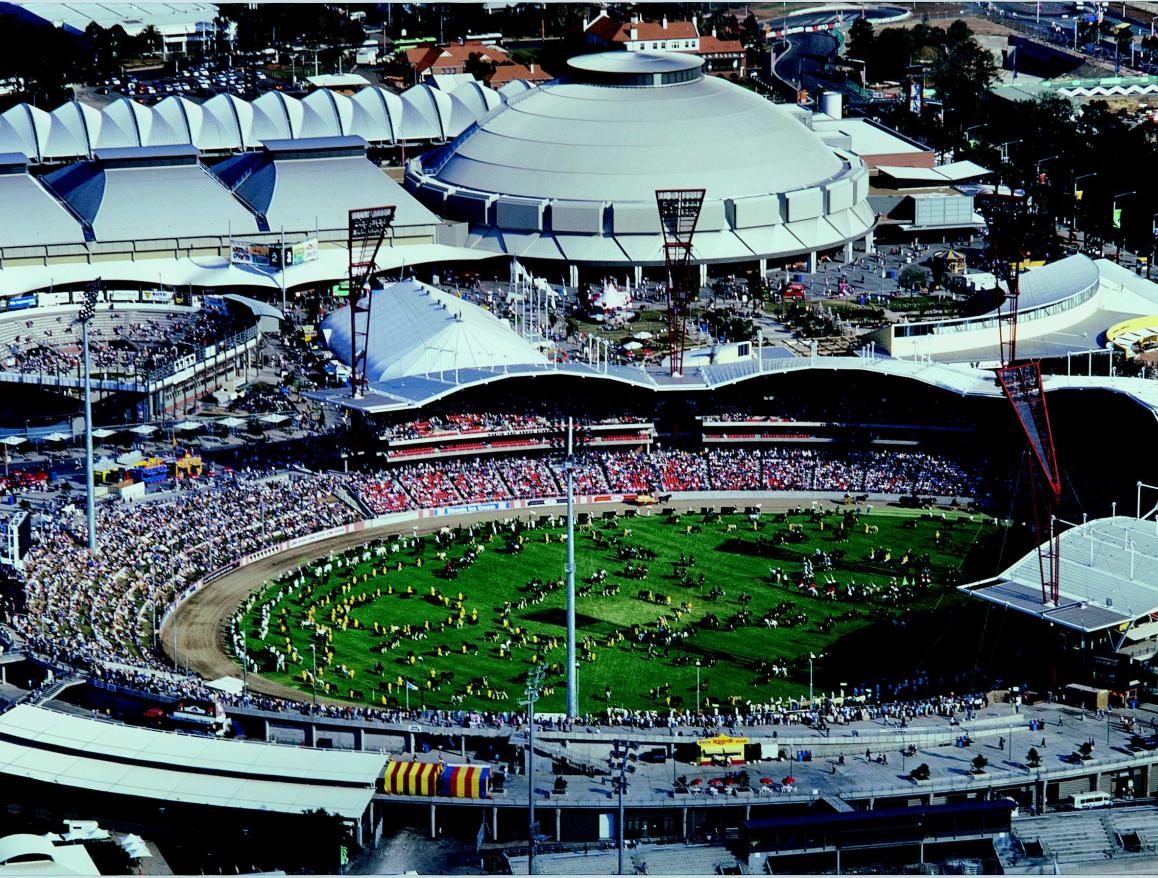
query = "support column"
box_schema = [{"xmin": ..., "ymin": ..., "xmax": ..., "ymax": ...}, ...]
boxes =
[
  {"xmin": 808, "ymin": 251, "xmax": 818, "ymax": 274},
  {"xmin": 844, "ymin": 240, "xmax": 853, "ymax": 262},
  {"xmin": 633, "ymin": 264, "xmax": 643, "ymax": 287},
  {"xmin": 758, "ymin": 257, "xmax": 767, "ymax": 277},
  {"xmin": 699, "ymin": 262, "xmax": 708, "ymax": 287},
  {"xmin": 681, "ymin": 807, "xmax": 687, "ymax": 841},
  {"xmin": 407, "ymin": 732, "xmax": 414, "ymax": 754},
  {"xmin": 864, "ymin": 229, "xmax": 875, "ymax": 255},
  {"xmin": 430, "ymin": 803, "xmax": 437, "ymax": 839},
  {"xmin": 492, "ymin": 806, "xmax": 498, "ymax": 841},
  {"xmin": 262, "ymin": 718, "xmax": 271, "ymax": 741},
  {"xmin": 353, "ymin": 727, "xmax": 365, "ymax": 750},
  {"xmin": 555, "ymin": 807, "xmax": 562, "ymax": 841},
  {"xmin": 461, "ymin": 735, "xmax": 467, "ymax": 757},
  {"xmin": 568, "ymin": 264, "xmax": 579, "ymax": 288}
]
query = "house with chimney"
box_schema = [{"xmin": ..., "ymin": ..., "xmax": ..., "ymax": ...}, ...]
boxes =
[
  {"xmin": 583, "ymin": 12, "xmax": 745, "ymax": 76},
  {"xmin": 585, "ymin": 11, "xmax": 700, "ymax": 52}
]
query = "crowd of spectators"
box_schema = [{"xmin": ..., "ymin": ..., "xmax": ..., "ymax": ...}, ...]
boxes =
[
  {"xmin": 353, "ymin": 449, "xmax": 982, "ymax": 514},
  {"xmin": 3, "ymin": 308, "xmax": 245, "ymax": 381},
  {"xmin": 0, "ymin": 445, "xmax": 985, "ymax": 739},
  {"xmin": 12, "ymin": 471, "xmax": 357, "ymax": 672}
]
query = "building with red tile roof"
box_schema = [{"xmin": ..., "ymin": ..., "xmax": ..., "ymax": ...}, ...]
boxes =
[{"xmin": 585, "ymin": 12, "xmax": 700, "ymax": 53}]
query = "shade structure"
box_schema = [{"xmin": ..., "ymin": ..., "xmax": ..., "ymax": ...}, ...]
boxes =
[
  {"xmin": 440, "ymin": 764, "xmax": 490, "ymax": 799},
  {"xmin": 90, "ymin": 427, "xmax": 117, "ymax": 439},
  {"xmin": 129, "ymin": 425, "xmax": 157, "ymax": 436},
  {"xmin": 258, "ymin": 413, "xmax": 291, "ymax": 425},
  {"xmin": 383, "ymin": 761, "xmax": 439, "ymax": 796},
  {"xmin": 322, "ymin": 278, "xmax": 546, "ymax": 382},
  {"xmin": 42, "ymin": 432, "xmax": 70, "ymax": 442},
  {"xmin": 218, "ymin": 416, "xmax": 247, "ymax": 429},
  {"xmin": 172, "ymin": 420, "xmax": 201, "ymax": 432},
  {"xmin": 0, "ymin": 436, "xmax": 26, "ymax": 446}
]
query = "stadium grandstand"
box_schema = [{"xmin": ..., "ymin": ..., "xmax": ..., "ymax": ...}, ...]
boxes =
[{"xmin": 8, "ymin": 43, "xmax": 1158, "ymax": 877}]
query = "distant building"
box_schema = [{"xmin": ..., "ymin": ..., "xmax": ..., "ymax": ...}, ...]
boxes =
[
  {"xmin": 585, "ymin": 12, "xmax": 700, "ymax": 53},
  {"xmin": 585, "ymin": 13, "xmax": 745, "ymax": 76},
  {"xmin": 0, "ymin": 2, "xmax": 221, "ymax": 54},
  {"xmin": 697, "ymin": 33, "xmax": 746, "ymax": 76},
  {"xmin": 305, "ymin": 73, "xmax": 371, "ymax": 95},
  {"xmin": 401, "ymin": 39, "xmax": 548, "ymax": 85}
]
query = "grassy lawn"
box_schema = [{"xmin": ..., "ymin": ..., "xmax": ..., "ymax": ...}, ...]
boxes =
[{"xmin": 238, "ymin": 507, "xmax": 999, "ymax": 714}]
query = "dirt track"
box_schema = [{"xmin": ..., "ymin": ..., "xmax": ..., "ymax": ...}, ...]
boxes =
[
  {"xmin": 165, "ymin": 500, "xmax": 641, "ymax": 696},
  {"xmin": 163, "ymin": 494, "xmax": 916, "ymax": 699}
]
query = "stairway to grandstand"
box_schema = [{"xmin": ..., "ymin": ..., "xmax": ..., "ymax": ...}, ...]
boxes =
[
  {"xmin": 1106, "ymin": 807, "xmax": 1158, "ymax": 854},
  {"xmin": 1013, "ymin": 811, "xmax": 1117, "ymax": 863},
  {"xmin": 508, "ymin": 842, "xmax": 744, "ymax": 875}
]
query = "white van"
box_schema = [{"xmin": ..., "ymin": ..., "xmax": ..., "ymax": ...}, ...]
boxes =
[{"xmin": 1071, "ymin": 790, "xmax": 1112, "ymax": 810}]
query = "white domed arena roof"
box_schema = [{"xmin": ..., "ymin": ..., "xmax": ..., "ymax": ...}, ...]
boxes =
[{"xmin": 406, "ymin": 51, "xmax": 876, "ymax": 266}]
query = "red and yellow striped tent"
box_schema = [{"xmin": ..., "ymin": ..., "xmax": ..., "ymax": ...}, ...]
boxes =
[
  {"xmin": 383, "ymin": 761, "xmax": 439, "ymax": 795},
  {"xmin": 441, "ymin": 764, "xmax": 490, "ymax": 799}
]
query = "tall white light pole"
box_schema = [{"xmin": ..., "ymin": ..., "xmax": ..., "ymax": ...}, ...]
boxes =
[
  {"xmin": 81, "ymin": 279, "xmax": 100, "ymax": 554},
  {"xmin": 565, "ymin": 417, "xmax": 578, "ymax": 718}
]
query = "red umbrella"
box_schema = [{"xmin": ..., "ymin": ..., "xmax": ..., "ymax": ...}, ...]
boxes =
[
  {"xmin": 708, "ymin": 778, "xmax": 724, "ymax": 786},
  {"xmin": 782, "ymin": 776, "xmax": 796, "ymax": 785},
  {"xmin": 691, "ymin": 778, "xmax": 703, "ymax": 785},
  {"xmin": 760, "ymin": 777, "xmax": 774, "ymax": 784}
]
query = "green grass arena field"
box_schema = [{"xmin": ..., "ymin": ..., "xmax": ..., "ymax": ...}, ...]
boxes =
[{"xmin": 234, "ymin": 505, "xmax": 1000, "ymax": 713}]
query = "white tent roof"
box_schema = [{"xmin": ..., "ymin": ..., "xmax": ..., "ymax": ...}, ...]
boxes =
[
  {"xmin": 0, "ymin": 243, "xmax": 498, "ymax": 298},
  {"xmin": 322, "ymin": 278, "xmax": 547, "ymax": 382},
  {"xmin": 0, "ymin": 169, "xmax": 86, "ymax": 247}
]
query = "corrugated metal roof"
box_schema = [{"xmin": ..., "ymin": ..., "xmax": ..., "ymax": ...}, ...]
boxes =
[{"xmin": 0, "ymin": 705, "xmax": 382, "ymax": 819}]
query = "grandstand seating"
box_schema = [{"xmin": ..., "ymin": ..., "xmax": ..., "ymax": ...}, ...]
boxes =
[
  {"xmin": 1107, "ymin": 808, "xmax": 1158, "ymax": 852},
  {"xmin": 1013, "ymin": 812, "xmax": 1117, "ymax": 863},
  {"xmin": 509, "ymin": 843, "xmax": 744, "ymax": 875}
]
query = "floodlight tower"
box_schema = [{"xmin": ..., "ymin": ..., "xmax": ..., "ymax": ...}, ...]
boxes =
[
  {"xmin": 656, "ymin": 189, "xmax": 705, "ymax": 377},
  {"xmin": 564, "ymin": 417, "xmax": 577, "ymax": 719},
  {"xmin": 979, "ymin": 193, "xmax": 1063, "ymax": 606},
  {"xmin": 80, "ymin": 279, "xmax": 100, "ymax": 554},
  {"xmin": 348, "ymin": 206, "xmax": 396, "ymax": 398}
]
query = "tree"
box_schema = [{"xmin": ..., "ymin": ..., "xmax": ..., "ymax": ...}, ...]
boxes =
[
  {"xmin": 971, "ymin": 754, "xmax": 988, "ymax": 774},
  {"xmin": 929, "ymin": 30, "xmax": 998, "ymax": 141},
  {"xmin": 847, "ymin": 17, "xmax": 874, "ymax": 63},
  {"xmin": 463, "ymin": 51, "xmax": 497, "ymax": 82},
  {"xmin": 899, "ymin": 265, "xmax": 930, "ymax": 291},
  {"xmin": 1026, "ymin": 747, "xmax": 1042, "ymax": 768}
]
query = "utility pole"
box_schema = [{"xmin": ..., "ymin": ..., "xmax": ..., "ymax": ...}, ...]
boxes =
[
  {"xmin": 565, "ymin": 417, "xmax": 577, "ymax": 718},
  {"xmin": 522, "ymin": 664, "xmax": 546, "ymax": 875},
  {"xmin": 610, "ymin": 741, "xmax": 638, "ymax": 875},
  {"xmin": 80, "ymin": 279, "xmax": 100, "ymax": 554}
]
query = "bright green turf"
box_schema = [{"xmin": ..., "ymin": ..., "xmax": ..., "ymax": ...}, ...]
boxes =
[{"xmin": 238, "ymin": 506, "xmax": 996, "ymax": 713}]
